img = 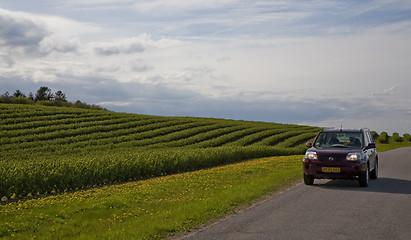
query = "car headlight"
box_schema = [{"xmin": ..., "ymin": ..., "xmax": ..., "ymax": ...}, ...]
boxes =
[
  {"xmin": 304, "ymin": 151, "xmax": 318, "ymax": 160},
  {"xmin": 346, "ymin": 152, "xmax": 364, "ymax": 161}
]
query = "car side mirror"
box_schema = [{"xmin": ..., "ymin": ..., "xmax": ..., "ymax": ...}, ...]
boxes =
[
  {"xmin": 366, "ymin": 143, "xmax": 376, "ymax": 149},
  {"xmin": 306, "ymin": 142, "xmax": 313, "ymax": 148}
]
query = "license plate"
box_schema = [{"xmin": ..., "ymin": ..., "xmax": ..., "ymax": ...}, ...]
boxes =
[{"xmin": 321, "ymin": 167, "xmax": 341, "ymax": 173}]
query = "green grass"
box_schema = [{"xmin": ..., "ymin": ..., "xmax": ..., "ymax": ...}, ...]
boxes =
[
  {"xmin": 0, "ymin": 155, "xmax": 302, "ymax": 239},
  {"xmin": 376, "ymin": 142, "xmax": 411, "ymax": 152}
]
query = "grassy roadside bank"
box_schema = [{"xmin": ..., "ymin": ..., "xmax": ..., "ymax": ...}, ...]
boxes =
[
  {"xmin": 376, "ymin": 142, "xmax": 411, "ymax": 152},
  {"xmin": 0, "ymin": 155, "xmax": 302, "ymax": 239}
]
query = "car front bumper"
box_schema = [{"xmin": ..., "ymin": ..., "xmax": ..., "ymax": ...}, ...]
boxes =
[{"xmin": 303, "ymin": 160, "xmax": 367, "ymax": 179}]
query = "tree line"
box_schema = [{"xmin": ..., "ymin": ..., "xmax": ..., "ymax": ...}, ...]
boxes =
[{"xmin": 0, "ymin": 86, "xmax": 107, "ymax": 111}]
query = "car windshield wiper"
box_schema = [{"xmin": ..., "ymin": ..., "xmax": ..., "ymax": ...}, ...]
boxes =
[{"xmin": 331, "ymin": 145, "xmax": 349, "ymax": 148}]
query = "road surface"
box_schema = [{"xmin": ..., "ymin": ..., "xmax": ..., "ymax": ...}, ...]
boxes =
[{"xmin": 180, "ymin": 147, "xmax": 411, "ymax": 240}]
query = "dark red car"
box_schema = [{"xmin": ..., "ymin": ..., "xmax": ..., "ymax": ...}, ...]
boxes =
[{"xmin": 303, "ymin": 128, "xmax": 378, "ymax": 187}]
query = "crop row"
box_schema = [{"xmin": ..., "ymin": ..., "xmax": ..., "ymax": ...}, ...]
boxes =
[
  {"xmin": 0, "ymin": 115, "xmax": 152, "ymax": 138},
  {"xmin": 1, "ymin": 121, "xmax": 316, "ymax": 157},
  {"xmin": 0, "ymin": 120, "xmax": 204, "ymax": 153},
  {"xmin": 0, "ymin": 109, "xmax": 104, "ymax": 124},
  {"xmin": 0, "ymin": 146, "xmax": 305, "ymax": 199},
  {"xmin": 0, "ymin": 117, "xmax": 178, "ymax": 145},
  {"xmin": 0, "ymin": 105, "xmax": 317, "ymax": 157},
  {"xmin": 0, "ymin": 113, "xmax": 130, "ymax": 131},
  {"xmin": 0, "ymin": 110, "xmax": 155, "ymax": 132}
]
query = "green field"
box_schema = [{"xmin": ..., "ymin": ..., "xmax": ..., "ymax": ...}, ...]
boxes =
[
  {"xmin": 1, "ymin": 103, "xmax": 410, "ymax": 239},
  {"xmin": 0, "ymin": 103, "xmax": 321, "ymax": 200}
]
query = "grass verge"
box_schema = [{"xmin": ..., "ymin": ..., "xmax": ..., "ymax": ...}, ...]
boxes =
[
  {"xmin": 376, "ymin": 142, "xmax": 411, "ymax": 152},
  {"xmin": 0, "ymin": 155, "xmax": 302, "ymax": 239}
]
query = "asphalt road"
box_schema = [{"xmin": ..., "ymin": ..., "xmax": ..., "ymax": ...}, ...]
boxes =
[{"xmin": 180, "ymin": 147, "xmax": 411, "ymax": 240}]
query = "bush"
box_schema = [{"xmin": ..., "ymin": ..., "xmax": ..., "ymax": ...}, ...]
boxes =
[
  {"xmin": 12, "ymin": 97, "xmax": 35, "ymax": 105},
  {"xmin": 379, "ymin": 132, "xmax": 389, "ymax": 144},
  {"xmin": 391, "ymin": 133, "xmax": 402, "ymax": 143},
  {"xmin": 371, "ymin": 131, "xmax": 379, "ymax": 142},
  {"xmin": 0, "ymin": 95, "xmax": 11, "ymax": 103},
  {"xmin": 74, "ymin": 100, "xmax": 107, "ymax": 111}
]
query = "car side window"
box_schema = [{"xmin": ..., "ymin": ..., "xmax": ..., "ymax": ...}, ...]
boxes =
[
  {"xmin": 368, "ymin": 131, "xmax": 375, "ymax": 143},
  {"xmin": 364, "ymin": 130, "xmax": 374, "ymax": 146},
  {"xmin": 363, "ymin": 132, "xmax": 369, "ymax": 146}
]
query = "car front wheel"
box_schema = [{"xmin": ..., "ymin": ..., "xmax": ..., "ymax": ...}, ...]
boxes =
[
  {"xmin": 370, "ymin": 160, "xmax": 378, "ymax": 179},
  {"xmin": 304, "ymin": 173, "xmax": 314, "ymax": 185},
  {"xmin": 359, "ymin": 164, "xmax": 369, "ymax": 187}
]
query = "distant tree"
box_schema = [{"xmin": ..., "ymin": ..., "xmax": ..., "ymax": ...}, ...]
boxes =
[
  {"xmin": 35, "ymin": 86, "xmax": 53, "ymax": 101},
  {"xmin": 1, "ymin": 87, "xmax": 106, "ymax": 111},
  {"xmin": 54, "ymin": 90, "xmax": 67, "ymax": 102},
  {"xmin": 13, "ymin": 90, "xmax": 26, "ymax": 98},
  {"xmin": 74, "ymin": 100, "xmax": 86, "ymax": 108},
  {"xmin": 28, "ymin": 92, "xmax": 34, "ymax": 100}
]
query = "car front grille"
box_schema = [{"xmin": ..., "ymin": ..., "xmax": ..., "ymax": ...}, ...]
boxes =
[{"xmin": 318, "ymin": 155, "xmax": 346, "ymax": 162}]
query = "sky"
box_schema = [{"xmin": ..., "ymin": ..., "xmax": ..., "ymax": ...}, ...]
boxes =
[{"xmin": 1, "ymin": 0, "xmax": 411, "ymax": 134}]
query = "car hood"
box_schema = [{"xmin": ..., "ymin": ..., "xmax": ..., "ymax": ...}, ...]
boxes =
[{"xmin": 308, "ymin": 147, "xmax": 361, "ymax": 155}]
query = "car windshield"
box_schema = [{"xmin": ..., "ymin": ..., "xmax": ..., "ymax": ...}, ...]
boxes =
[{"xmin": 314, "ymin": 132, "xmax": 363, "ymax": 148}]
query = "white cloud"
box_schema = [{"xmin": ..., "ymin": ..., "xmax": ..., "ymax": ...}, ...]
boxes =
[
  {"xmin": 98, "ymin": 101, "xmax": 133, "ymax": 107},
  {"xmin": 0, "ymin": 9, "xmax": 178, "ymax": 84},
  {"xmin": 371, "ymin": 86, "xmax": 399, "ymax": 96},
  {"xmin": 31, "ymin": 70, "xmax": 58, "ymax": 83},
  {"xmin": 132, "ymin": 0, "xmax": 237, "ymax": 15},
  {"xmin": 93, "ymin": 38, "xmax": 146, "ymax": 56},
  {"xmin": 39, "ymin": 35, "xmax": 80, "ymax": 54}
]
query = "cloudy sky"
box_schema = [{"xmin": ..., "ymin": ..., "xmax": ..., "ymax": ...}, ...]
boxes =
[{"xmin": 1, "ymin": 0, "xmax": 411, "ymax": 134}]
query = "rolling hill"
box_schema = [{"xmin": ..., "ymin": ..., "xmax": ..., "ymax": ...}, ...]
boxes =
[
  {"xmin": 0, "ymin": 103, "xmax": 323, "ymax": 199},
  {"xmin": 1, "ymin": 103, "xmax": 410, "ymax": 200}
]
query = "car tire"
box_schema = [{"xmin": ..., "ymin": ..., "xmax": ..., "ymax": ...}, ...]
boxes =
[
  {"xmin": 370, "ymin": 160, "xmax": 378, "ymax": 179},
  {"xmin": 304, "ymin": 173, "xmax": 314, "ymax": 185},
  {"xmin": 359, "ymin": 164, "xmax": 369, "ymax": 187}
]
